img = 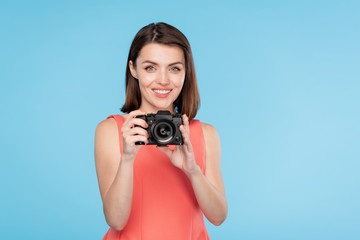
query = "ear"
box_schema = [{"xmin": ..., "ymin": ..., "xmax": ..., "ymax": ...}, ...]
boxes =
[{"xmin": 129, "ymin": 60, "xmax": 138, "ymax": 79}]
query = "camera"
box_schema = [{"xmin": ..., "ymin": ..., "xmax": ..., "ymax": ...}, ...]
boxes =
[{"xmin": 135, "ymin": 110, "xmax": 184, "ymax": 146}]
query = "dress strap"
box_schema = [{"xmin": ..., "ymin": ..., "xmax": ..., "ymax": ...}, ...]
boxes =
[{"xmin": 106, "ymin": 114, "xmax": 125, "ymax": 154}]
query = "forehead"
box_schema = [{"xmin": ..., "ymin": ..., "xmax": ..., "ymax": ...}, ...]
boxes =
[{"xmin": 137, "ymin": 43, "xmax": 185, "ymax": 64}]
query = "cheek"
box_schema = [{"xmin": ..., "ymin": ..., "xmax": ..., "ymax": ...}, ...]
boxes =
[
  {"xmin": 171, "ymin": 71, "xmax": 185, "ymax": 86},
  {"xmin": 138, "ymin": 74, "xmax": 155, "ymax": 88},
  {"xmin": 175, "ymin": 75, "xmax": 185, "ymax": 89},
  {"xmin": 138, "ymin": 80, "xmax": 151, "ymax": 96}
]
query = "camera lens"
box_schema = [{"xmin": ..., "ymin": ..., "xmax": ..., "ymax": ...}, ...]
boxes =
[{"xmin": 153, "ymin": 121, "xmax": 174, "ymax": 144}]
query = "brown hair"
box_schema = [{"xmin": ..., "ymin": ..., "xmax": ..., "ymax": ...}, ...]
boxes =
[{"xmin": 121, "ymin": 22, "xmax": 200, "ymax": 121}]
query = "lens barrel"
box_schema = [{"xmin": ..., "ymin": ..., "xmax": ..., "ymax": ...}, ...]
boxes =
[{"xmin": 153, "ymin": 120, "xmax": 175, "ymax": 144}]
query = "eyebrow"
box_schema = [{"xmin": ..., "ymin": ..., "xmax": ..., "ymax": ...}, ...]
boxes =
[{"xmin": 141, "ymin": 60, "xmax": 184, "ymax": 66}]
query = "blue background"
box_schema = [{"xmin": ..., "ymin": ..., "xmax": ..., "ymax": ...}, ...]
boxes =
[{"xmin": 1, "ymin": 0, "xmax": 359, "ymax": 239}]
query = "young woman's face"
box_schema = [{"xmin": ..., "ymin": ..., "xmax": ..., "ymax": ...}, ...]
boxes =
[{"xmin": 129, "ymin": 43, "xmax": 185, "ymax": 113}]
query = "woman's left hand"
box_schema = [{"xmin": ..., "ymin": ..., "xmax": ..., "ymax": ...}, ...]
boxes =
[{"xmin": 157, "ymin": 114, "xmax": 199, "ymax": 177}]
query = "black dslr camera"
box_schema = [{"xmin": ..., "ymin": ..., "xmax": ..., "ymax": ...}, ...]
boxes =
[{"xmin": 135, "ymin": 110, "xmax": 184, "ymax": 146}]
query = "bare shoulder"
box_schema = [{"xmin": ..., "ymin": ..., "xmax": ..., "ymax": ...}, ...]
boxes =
[
  {"xmin": 200, "ymin": 122, "xmax": 224, "ymax": 195},
  {"xmin": 96, "ymin": 117, "xmax": 115, "ymax": 130},
  {"xmin": 200, "ymin": 122, "xmax": 221, "ymax": 160},
  {"xmin": 94, "ymin": 117, "xmax": 121, "ymax": 202},
  {"xmin": 95, "ymin": 114, "xmax": 128, "ymax": 134},
  {"xmin": 200, "ymin": 122, "xmax": 220, "ymax": 141},
  {"xmin": 94, "ymin": 117, "xmax": 120, "ymax": 165},
  {"xmin": 94, "ymin": 117, "xmax": 121, "ymax": 164}
]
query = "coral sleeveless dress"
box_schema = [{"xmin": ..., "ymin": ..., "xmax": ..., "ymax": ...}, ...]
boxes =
[{"xmin": 102, "ymin": 114, "xmax": 210, "ymax": 240}]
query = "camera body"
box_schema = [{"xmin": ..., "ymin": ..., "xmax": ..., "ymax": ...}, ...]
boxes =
[{"xmin": 135, "ymin": 110, "xmax": 184, "ymax": 146}]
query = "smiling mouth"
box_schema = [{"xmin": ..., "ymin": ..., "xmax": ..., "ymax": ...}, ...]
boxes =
[{"xmin": 153, "ymin": 89, "xmax": 172, "ymax": 94}]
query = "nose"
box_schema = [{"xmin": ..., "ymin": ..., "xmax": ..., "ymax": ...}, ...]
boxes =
[{"xmin": 156, "ymin": 68, "xmax": 170, "ymax": 85}]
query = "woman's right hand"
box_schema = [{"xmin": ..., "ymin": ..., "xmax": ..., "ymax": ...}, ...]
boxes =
[{"xmin": 121, "ymin": 110, "xmax": 149, "ymax": 161}]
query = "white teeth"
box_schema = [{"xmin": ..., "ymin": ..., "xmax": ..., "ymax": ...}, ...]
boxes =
[{"xmin": 153, "ymin": 89, "xmax": 171, "ymax": 94}]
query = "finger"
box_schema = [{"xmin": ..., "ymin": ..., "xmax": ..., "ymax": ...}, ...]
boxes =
[
  {"xmin": 124, "ymin": 127, "xmax": 149, "ymax": 138},
  {"xmin": 122, "ymin": 120, "xmax": 148, "ymax": 137},
  {"xmin": 126, "ymin": 135, "xmax": 149, "ymax": 145},
  {"xmin": 182, "ymin": 114, "xmax": 190, "ymax": 133},
  {"xmin": 157, "ymin": 146, "xmax": 173, "ymax": 158},
  {"xmin": 124, "ymin": 110, "xmax": 146, "ymax": 126},
  {"xmin": 183, "ymin": 115, "xmax": 193, "ymax": 151},
  {"xmin": 128, "ymin": 118, "xmax": 149, "ymax": 129},
  {"xmin": 179, "ymin": 125, "xmax": 189, "ymax": 141},
  {"xmin": 179, "ymin": 125, "xmax": 191, "ymax": 150},
  {"xmin": 128, "ymin": 110, "xmax": 147, "ymax": 118},
  {"xmin": 123, "ymin": 118, "xmax": 148, "ymax": 132}
]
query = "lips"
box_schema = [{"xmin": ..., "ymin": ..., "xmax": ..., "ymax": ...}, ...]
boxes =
[
  {"xmin": 152, "ymin": 89, "xmax": 172, "ymax": 98},
  {"xmin": 153, "ymin": 89, "xmax": 171, "ymax": 94}
]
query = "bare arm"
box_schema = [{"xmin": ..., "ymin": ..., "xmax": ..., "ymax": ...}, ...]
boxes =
[
  {"xmin": 157, "ymin": 116, "xmax": 228, "ymax": 226},
  {"xmin": 188, "ymin": 123, "xmax": 228, "ymax": 225},
  {"xmin": 94, "ymin": 110, "xmax": 148, "ymax": 231}
]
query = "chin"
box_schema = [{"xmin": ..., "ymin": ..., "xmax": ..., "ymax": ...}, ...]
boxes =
[{"xmin": 152, "ymin": 101, "xmax": 174, "ymax": 110}]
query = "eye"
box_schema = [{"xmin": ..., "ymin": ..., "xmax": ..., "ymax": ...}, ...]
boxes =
[
  {"xmin": 145, "ymin": 66, "xmax": 155, "ymax": 71},
  {"xmin": 170, "ymin": 67, "xmax": 181, "ymax": 72}
]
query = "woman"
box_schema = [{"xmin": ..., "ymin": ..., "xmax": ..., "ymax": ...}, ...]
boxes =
[{"xmin": 95, "ymin": 22, "xmax": 228, "ymax": 239}]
